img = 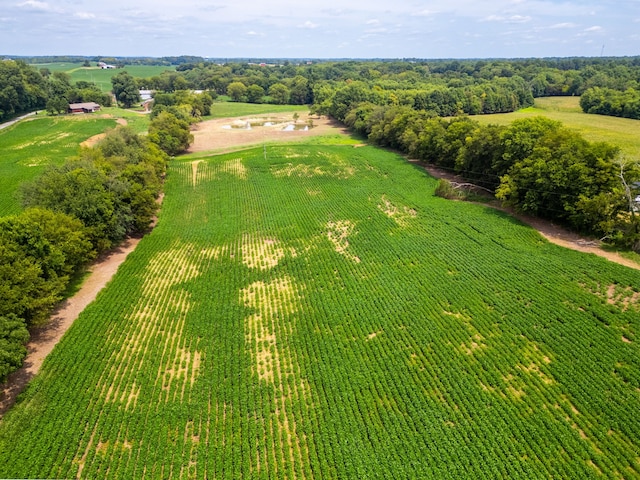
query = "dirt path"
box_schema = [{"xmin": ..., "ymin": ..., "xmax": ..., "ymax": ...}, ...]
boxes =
[
  {"xmin": 0, "ymin": 111, "xmax": 37, "ymax": 131},
  {"xmin": 419, "ymin": 162, "xmax": 640, "ymax": 271},
  {"xmin": 0, "ymin": 238, "xmax": 141, "ymax": 418}
]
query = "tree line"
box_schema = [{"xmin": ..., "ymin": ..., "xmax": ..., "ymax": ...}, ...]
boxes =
[
  {"xmin": 339, "ymin": 102, "xmax": 640, "ymax": 249},
  {"xmin": 580, "ymin": 87, "xmax": 640, "ymax": 120},
  {"xmin": 6, "ymin": 56, "xmax": 640, "ymax": 121},
  {"xmin": 0, "ymin": 126, "xmax": 173, "ymax": 382}
]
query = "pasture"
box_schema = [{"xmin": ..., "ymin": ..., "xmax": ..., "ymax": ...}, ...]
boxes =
[
  {"xmin": 0, "ymin": 116, "xmax": 117, "ymax": 216},
  {"xmin": 0, "ymin": 140, "xmax": 638, "ymax": 478},
  {"xmin": 70, "ymin": 65, "xmax": 176, "ymax": 92},
  {"xmin": 30, "ymin": 62, "xmax": 176, "ymax": 92},
  {"xmin": 476, "ymin": 96, "xmax": 640, "ymax": 157},
  {"xmin": 207, "ymin": 101, "xmax": 310, "ymax": 119}
]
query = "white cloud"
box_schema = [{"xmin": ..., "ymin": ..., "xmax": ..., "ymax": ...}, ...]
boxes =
[
  {"xmin": 74, "ymin": 12, "xmax": 95, "ymax": 19},
  {"xmin": 549, "ymin": 22, "xmax": 576, "ymax": 29},
  {"xmin": 482, "ymin": 14, "xmax": 531, "ymax": 24},
  {"xmin": 298, "ymin": 20, "xmax": 318, "ymax": 29},
  {"xmin": 584, "ymin": 25, "xmax": 603, "ymax": 32},
  {"xmin": 17, "ymin": 0, "xmax": 52, "ymax": 11},
  {"xmin": 412, "ymin": 9, "xmax": 435, "ymax": 17}
]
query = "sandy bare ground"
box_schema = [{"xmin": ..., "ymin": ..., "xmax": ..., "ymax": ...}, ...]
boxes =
[
  {"xmin": 189, "ymin": 112, "xmax": 349, "ymax": 154},
  {"xmin": 80, "ymin": 117, "xmax": 128, "ymax": 148}
]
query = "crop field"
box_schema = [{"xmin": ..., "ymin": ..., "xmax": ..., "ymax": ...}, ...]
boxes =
[
  {"xmin": 0, "ymin": 141, "xmax": 639, "ymax": 478},
  {"xmin": 0, "ymin": 116, "xmax": 117, "ymax": 216},
  {"xmin": 476, "ymin": 97, "xmax": 640, "ymax": 157}
]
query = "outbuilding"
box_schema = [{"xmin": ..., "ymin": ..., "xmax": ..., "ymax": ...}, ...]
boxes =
[{"xmin": 68, "ymin": 102, "xmax": 101, "ymax": 114}]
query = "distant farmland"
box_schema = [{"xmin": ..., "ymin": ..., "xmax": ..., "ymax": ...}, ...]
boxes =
[
  {"xmin": 0, "ymin": 142, "xmax": 638, "ymax": 478},
  {"xmin": 30, "ymin": 62, "xmax": 176, "ymax": 92},
  {"xmin": 476, "ymin": 96, "xmax": 640, "ymax": 156},
  {"xmin": 0, "ymin": 116, "xmax": 117, "ymax": 216}
]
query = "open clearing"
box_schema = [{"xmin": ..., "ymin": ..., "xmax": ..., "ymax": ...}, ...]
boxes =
[
  {"xmin": 476, "ymin": 96, "xmax": 640, "ymax": 156},
  {"xmin": 1, "ymin": 137, "xmax": 639, "ymax": 478},
  {"xmin": 188, "ymin": 112, "xmax": 352, "ymax": 153}
]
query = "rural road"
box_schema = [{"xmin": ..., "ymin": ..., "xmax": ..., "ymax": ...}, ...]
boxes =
[{"xmin": 0, "ymin": 111, "xmax": 37, "ymax": 130}]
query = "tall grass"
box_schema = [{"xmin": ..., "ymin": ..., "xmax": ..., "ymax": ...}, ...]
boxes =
[{"xmin": 476, "ymin": 97, "xmax": 640, "ymax": 156}]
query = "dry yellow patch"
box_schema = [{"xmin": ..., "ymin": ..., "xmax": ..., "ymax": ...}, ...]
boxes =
[
  {"xmin": 377, "ymin": 195, "xmax": 417, "ymax": 226},
  {"xmin": 191, "ymin": 160, "xmax": 203, "ymax": 186},
  {"xmin": 223, "ymin": 158, "xmax": 248, "ymax": 179},
  {"xmin": 584, "ymin": 282, "xmax": 640, "ymax": 311},
  {"xmin": 443, "ymin": 308, "xmax": 488, "ymax": 355},
  {"xmin": 97, "ymin": 242, "xmax": 208, "ymax": 407},
  {"xmin": 326, "ymin": 220, "xmax": 360, "ymax": 263},
  {"xmin": 240, "ymin": 276, "xmax": 312, "ymax": 477},
  {"xmin": 272, "ymin": 159, "xmax": 355, "ymax": 179},
  {"xmin": 242, "ymin": 235, "xmax": 288, "ymax": 271}
]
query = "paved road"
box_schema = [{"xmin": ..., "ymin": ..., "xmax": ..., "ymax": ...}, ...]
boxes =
[{"xmin": 0, "ymin": 111, "xmax": 37, "ymax": 131}]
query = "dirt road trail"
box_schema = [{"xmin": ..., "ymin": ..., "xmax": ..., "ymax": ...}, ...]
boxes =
[{"xmin": 0, "ymin": 238, "xmax": 141, "ymax": 418}]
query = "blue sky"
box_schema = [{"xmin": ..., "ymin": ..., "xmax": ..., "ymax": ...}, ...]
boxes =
[{"xmin": 1, "ymin": 0, "xmax": 638, "ymax": 58}]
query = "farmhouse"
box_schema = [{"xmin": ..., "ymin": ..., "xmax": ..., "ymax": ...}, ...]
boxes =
[{"xmin": 68, "ymin": 102, "xmax": 101, "ymax": 114}]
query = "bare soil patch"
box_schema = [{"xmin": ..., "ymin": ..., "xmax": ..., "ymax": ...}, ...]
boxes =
[{"xmin": 188, "ymin": 113, "xmax": 348, "ymax": 154}]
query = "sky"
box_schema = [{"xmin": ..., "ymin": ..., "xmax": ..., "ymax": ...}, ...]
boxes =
[{"xmin": 1, "ymin": 0, "xmax": 639, "ymax": 59}]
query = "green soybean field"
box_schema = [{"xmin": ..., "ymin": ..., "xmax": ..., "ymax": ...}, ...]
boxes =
[{"xmin": 0, "ymin": 144, "xmax": 639, "ymax": 478}]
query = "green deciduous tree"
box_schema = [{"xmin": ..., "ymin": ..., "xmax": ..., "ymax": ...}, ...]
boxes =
[
  {"xmin": 246, "ymin": 84, "xmax": 265, "ymax": 104},
  {"xmin": 0, "ymin": 314, "xmax": 29, "ymax": 383},
  {"xmin": 268, "ymin": 83, "xmax": 290, "ymax": 105},
  {"xmin": 111, "ymin": 71, "xmax": 141, "ymax": 108},
  {"xmin": 148, "ymin": 111, "xmax": 193, "ymax": 156},
  {"xmin": 226, "ymin": 81, "xmax": 247, "ymax": 102}
]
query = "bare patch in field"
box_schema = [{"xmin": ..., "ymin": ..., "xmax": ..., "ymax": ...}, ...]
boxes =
[
  {"xmin": 584, "ymin": 282, "xmax": 640, "ymax": 311},
  {"xmin": 378, "ymin": 195, "xmax": 417, "ymax": 226},
  {"xmin": 326, "ymin": 220, "xmax": 360, "ymax": 263},
  {"xmin": 223, "ymin": 158, "xmax": 247, "ymax": 179},
  {"xmin": 189, "ymin": 113, "xmax": 350, "ymax": 154},
  {"xmin": 242, "ymin": 235, "xmax": 289, "ymax": 271},
  {"xmin": 271, "ymin": 161, "xmax": 355, "ymax": 179},
  {"xmin": 240, "ymin": 275, "xmax": 311, "ymax": 476},
  {"xmin": 191, "ymin": 160, "xmax": 203, "ymax": 186},
  {"xmin": 96, "ymin": 242, "xmax": 209, "ymax": 406}
]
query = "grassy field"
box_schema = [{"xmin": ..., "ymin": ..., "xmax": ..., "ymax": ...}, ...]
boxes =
[
  {"xmin": 1, "ymin": 140, "xmax": 639, "ymax": 478},
  {"xmin": 0, "ymin": 116, "xmax": 117, "ymax": 216},
  {"xmin": 207, "ymin": 101, "xmax": 310, "ymax": 119},
  {"xmin": 476, "ymin": 96, "xmax": 640, "ymax": 157},
  {"xmin": 69, "ymin": 66, "xmax": 176, "ymax": 92},
  {"xmin": 30, "ymin": 62, "xmax": 176, "ymax": 92}
]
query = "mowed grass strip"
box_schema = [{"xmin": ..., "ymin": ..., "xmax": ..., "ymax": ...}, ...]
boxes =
[
  {"xmin": 207, "ymin": 101, "xmax": 310, "ymax": 119},
  {"xmin": 476, "ymin": 96, "xmax": 640, "ymax": 156},
  {"xmin": 0, "ymin": 143, "xmax": 639, "ymax": 478},
  {"xmin": 0, "ymin": 116, "xmax": 117, "ymax": 216}
]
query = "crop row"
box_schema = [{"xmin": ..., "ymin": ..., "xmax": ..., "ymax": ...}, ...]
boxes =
[{"xmin": 0, "ymin": 145, "xmax": 638, "ymax": 478}]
